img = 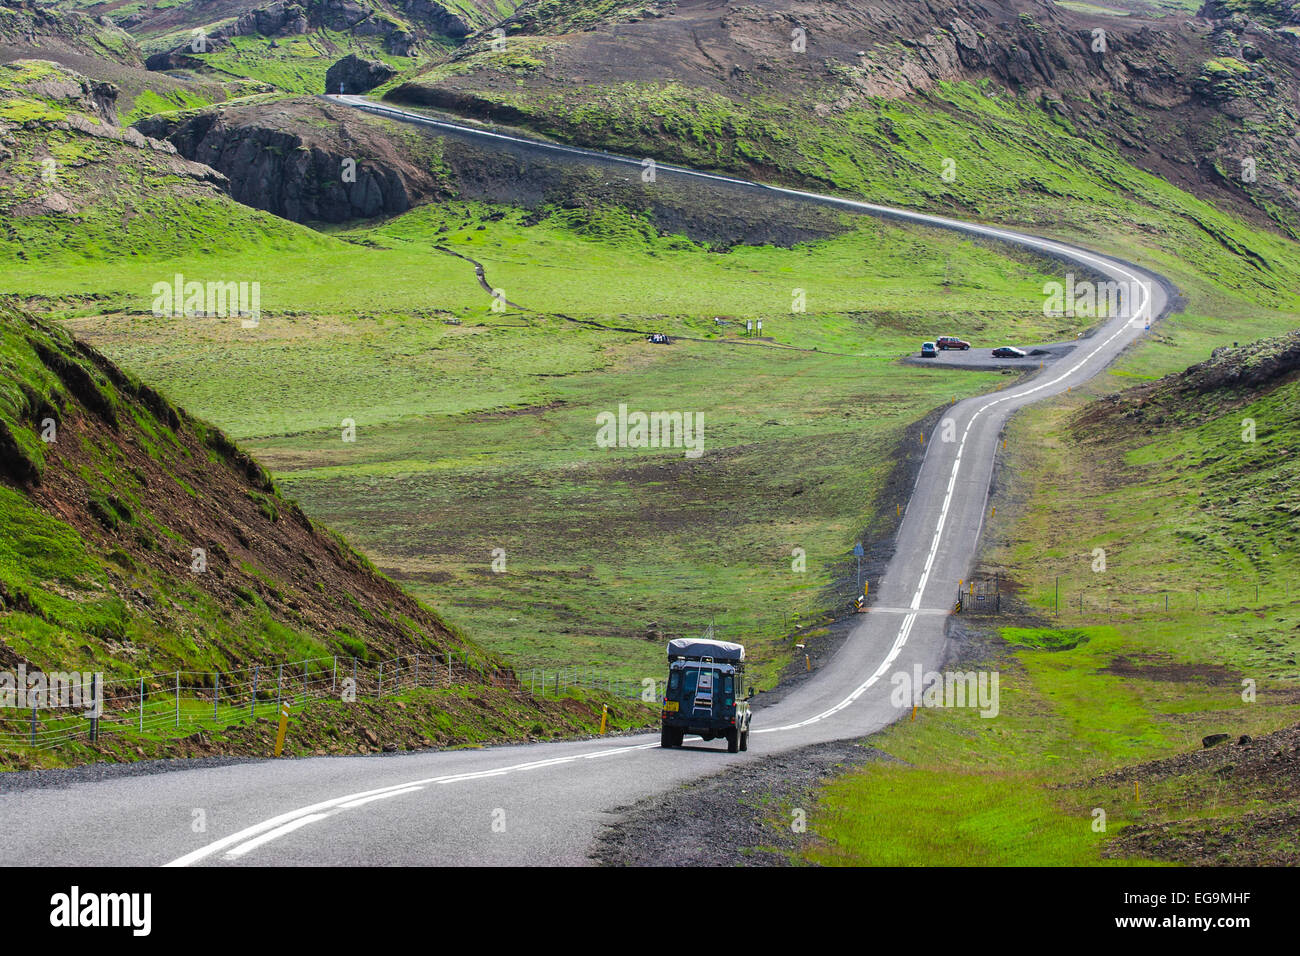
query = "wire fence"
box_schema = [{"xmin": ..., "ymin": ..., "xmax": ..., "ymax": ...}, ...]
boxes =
[
  {"xmin": 0, "ymin": 652, "xmax": 659, "ymax": 752},
  {"xmin": 522, "ymin": 666, "xmax": 660, "ymax": 703},
  {"xmin": 954, "ymin": 576, "xmax": 1297, "ymax": 620}
]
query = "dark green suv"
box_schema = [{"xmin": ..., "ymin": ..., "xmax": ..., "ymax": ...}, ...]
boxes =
[{"xmin": 660, "ymin": 638, "xmax": 753, "ymax": 753}]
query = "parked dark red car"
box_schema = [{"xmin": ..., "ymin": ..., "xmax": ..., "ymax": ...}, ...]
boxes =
[{"xmin": 937, "ymin": 336, "xmax": 971, "ymax": 350}]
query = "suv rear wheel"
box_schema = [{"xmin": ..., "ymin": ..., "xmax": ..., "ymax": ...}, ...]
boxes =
[
  {"xmin": 739, "ymin": 729, "xmax": 749, "ymax": 752},
  {"xmin": 726, "ymin": 728, "xmax": 740, "ymax": 753}
]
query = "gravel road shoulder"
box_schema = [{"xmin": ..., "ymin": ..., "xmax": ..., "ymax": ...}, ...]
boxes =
[{"xmin": 593, "ymin": 738, "xmax": 895, "ymax": 866}]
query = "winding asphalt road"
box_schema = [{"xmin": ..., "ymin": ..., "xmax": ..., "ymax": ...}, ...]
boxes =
[{"xmin": 0, "ymin": 96, "xmax": 1173, "ymax": 866}]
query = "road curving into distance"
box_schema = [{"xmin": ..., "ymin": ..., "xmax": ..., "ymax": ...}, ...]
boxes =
[{"xmin": 0, "ymin": 95, "xmax": 1174, "ymax": 866}]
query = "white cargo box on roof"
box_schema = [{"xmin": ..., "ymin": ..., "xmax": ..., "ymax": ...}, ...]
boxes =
[{"xmin": 667, "ymin": 638, "xmax": 745, "ymax": 662}]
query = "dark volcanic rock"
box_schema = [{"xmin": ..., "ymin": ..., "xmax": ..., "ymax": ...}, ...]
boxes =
[
  {"xmin": 325, "ymin": 54, "xmax": 396, "ymax": 95},
  {"xmin": 233, "ymin": 1, "xmax": 310, "ymax": 38},
  {"xmin": 135, "ymin": 99, "xmax": 444, "ymax": 224},
  {"xmin": 399, "ymin": 0, "xmax": 471, "ymax": 39}
]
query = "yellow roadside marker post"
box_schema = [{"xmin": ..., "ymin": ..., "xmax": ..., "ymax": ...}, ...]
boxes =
[
  {"xmin": 274, "ymin": 703, "xmax": 291, "ymax": 757},
  {"xmin": 600, "ymin": 704, "xmax": 608, "ymax": 735},
  {"xmin": 910, "ymin": 705, "xmax": 917, "ymax": 722}
]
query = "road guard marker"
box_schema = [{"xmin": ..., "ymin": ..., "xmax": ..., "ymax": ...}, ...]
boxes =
[{"xmin": 274, "ymin": 704, "xmax": 290, "ymax": 757}]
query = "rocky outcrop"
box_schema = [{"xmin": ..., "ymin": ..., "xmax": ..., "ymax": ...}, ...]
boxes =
[
  {"xmin": 325, "ymin": 53, "xmax": 396, "ymax": 94},
  {"xmin": 0, "ymin": 2, "xmax": 145, "ymax": 67},
  {"xmin": 1200, "ymin": 0, "xmax": 1300, "ymax": 26},
  {"xmin": 144, "ymin": 48, "xmax": 217, "ymax": 72},
  {"xmin": 398, "ymin": 0, "xmax": 472, "ymax": 39},
  {"xmin": 0, "ymin": 60, "xmax": 228, "ymax": 218},
  {"xmin": 234, "ymin": 0, "xmax": 311, "ymax": 38},
  {"xmin": 7, "ymin": 60, "xmax": 122, "ymax": 125},
  {"xmin": 1185, "ymin": 331, "xmax": 1300, "ymax": 397},
  {"xmin": 1083, "ymin": 329, "xmax": 1300, "ymax": 434},
  {"xmin": 135, "ymin": 98, "xmax": 444, "ymax": 223}
]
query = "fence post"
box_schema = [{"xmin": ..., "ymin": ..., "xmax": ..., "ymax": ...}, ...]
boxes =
[
  {"xmin": 415, "ymin": 653, "xmax": 420, "ymax": 689},
  {"xmin": 30, "ymin": 703, "xmax": 36, "ymax": 746},
  {"xmin": 175, "ymin": 671, "xmax": 180, "ymax": 729},
  {"xmin": 277, "ymin": 662, "xmax": 283, "ymax": 710},
  {"xmin": 447, "ymin": 653, "xmax": 452, "ymax": 685},
  {"xmin": 213, "ymin": 671, "xmax": 220, "ymax": 721},
  {"xmin": 89, "ymin": 672, "xmax": 98, "ymax": 743},
  {"xmin": 252, "ymin": 665, "xmax": 259, "ymax": 718},
  {"xmin": 138, "ymin": 675, "xmax": 144, "ymax": 732},
  {"xmin": 379, "ymin": 662, "xmax": 384, "ymax": 699},
  {"xmin": 352, "ymin": 657, "xmax": 358, "ymax": 695}
]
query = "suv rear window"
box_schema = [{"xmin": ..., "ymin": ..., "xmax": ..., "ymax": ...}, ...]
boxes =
[{"xmin": 667, "ymin": 666, "xmax": 733, "ymax": 699}]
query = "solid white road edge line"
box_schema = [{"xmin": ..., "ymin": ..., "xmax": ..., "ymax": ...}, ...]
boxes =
[{"xmin": 166, "ymin": 742, "xmax": 659, "ymax": 866}]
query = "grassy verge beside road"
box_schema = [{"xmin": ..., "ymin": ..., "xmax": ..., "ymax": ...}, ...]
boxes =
[{"xmin": 800, "ymin": 315, "xmax": 1300, "ymax": 865}]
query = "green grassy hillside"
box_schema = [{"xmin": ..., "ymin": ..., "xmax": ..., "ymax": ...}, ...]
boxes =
[{"xmin": 0, "ymin": 300, "xmax": 476, "ymax": 677}]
